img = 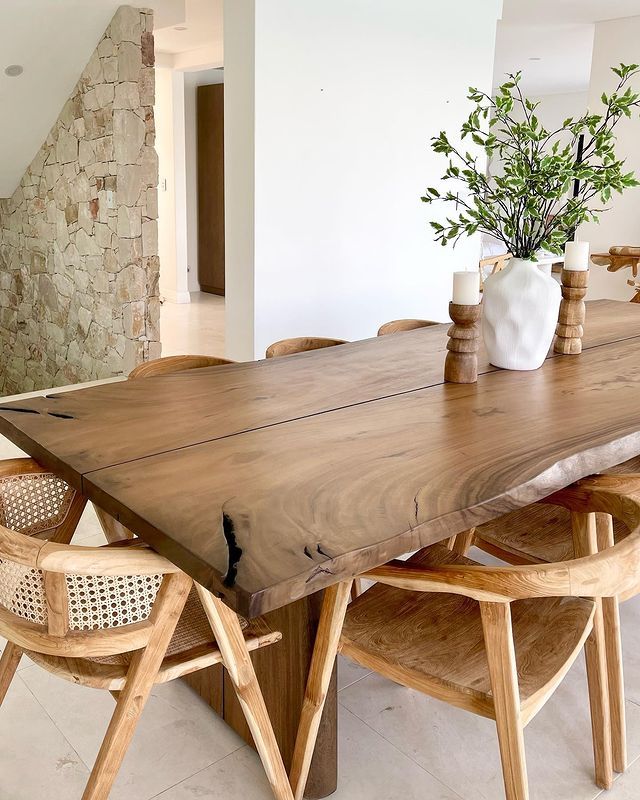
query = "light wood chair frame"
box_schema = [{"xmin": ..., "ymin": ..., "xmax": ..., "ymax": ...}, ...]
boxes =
[
  {"xmin": 289, "ymin": 475, "xmax": 640, "ymax": 800},
  {"xmin": 0, "ymin": 525, "xmax": 293, "ymax": 800},
  {"xmin": 462, "ymin": 470, "xmax": 640, "ymax": 776},
  {"xmin": 479, "ymin": 252, "xmax": 513, "ymax": 290},
  {"xmin": 128, "ymin": 354, "xmax": 233, "ymax": 380},
  {"xmin": 376, "ymin": 319, "xmax": 439, "ymax": 336},
  {"xmin": 265, "ymin": 337, "xmax": 348, "ymax": 359}
]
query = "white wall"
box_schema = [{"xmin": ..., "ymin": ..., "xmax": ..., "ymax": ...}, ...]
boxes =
[
  {"xmin": 224, "ymin": 0, "xmax": 255, "ymax": 360},
  {"xmin": 184, "ymin": 68, "xmax": 225, "ymax": 294},
  {"xmin": 225, "ymin": 0, "xmax": 503, "ymax": 360},
  {"xmin": 528, "ymin": 91, "xmax": 588, "ymax": 129},
  {"xmin": 155, "ymin": 66, "xmax": 190, "ymax": 303},
  {"xmin": 580, "ymin": 16, "xmax": 640, "ymax": 301}
]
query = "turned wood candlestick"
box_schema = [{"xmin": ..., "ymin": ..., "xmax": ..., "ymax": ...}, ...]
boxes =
[
  {"xmin": 444, "ymin": 302, "xmax": 482, "ymax": 383},
  {"xmin": 554, "ymin": 268, "xmax": 589, "ymax": 355}
]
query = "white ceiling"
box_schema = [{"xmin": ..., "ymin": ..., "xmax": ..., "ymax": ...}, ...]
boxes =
[
  {"xmin": 496, "ymin": 0, "xmax": 640, "ymax": 95},
  {"xmin": 502, "ymin": 0, "xmax": 640, "ymax": 23},
  {"xmin": 0, "ymin": 0, "xmax": 185, "ymax": 199},
  {"xmin": 155, "ymin": 0, "xmax": 223, "ymax": 57}
]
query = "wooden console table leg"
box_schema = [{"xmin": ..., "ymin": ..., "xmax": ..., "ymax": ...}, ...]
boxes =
[{"xmin": 184, "ymin": 591, "xmax": 337, "ymax": 799}]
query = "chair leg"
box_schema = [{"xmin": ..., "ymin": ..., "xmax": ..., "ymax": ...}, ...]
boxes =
[
  {"xmin": 450, "ymin": 528, "xmax": 476, "ymax": 555},
  {"xmin": 289, "ymin": 581, "xmax": 353, "ymax": 800},
  {"xmin": 0, "ymin": 643, "xmax": 23, "ymax": 706},
  {"xmin": 82, "ymin": 572, "xmax": 191, "ymax": 800},
  {"xmin": 195, "ymin": 584, "xmax": 295, "ymax": 800},
  {"xmin": 573, "ymin": 511, "xmax": 613, "ymax": 789},
  {"xmin": 602, "ymin": 596, "xmax": 625, "ymax": 773},
  {"xmin": 595, "ymin": 512, "xmax": 626, "ymax": 773},
  {"xmin": 480, "ymin": 601, "xmax": 529, "ymax": 800},
  {"xmin": 584, "ymin": 602, "xmax": 614, "ymax": 789}
]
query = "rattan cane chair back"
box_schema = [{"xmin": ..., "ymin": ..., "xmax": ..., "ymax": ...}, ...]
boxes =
[
  {"xmin": 0, "ymin": 523, "xmax": 181, "ymax": 657},
  {"xmin": 0, "ymin": 522, "xmax": 293, "ymax": 799},
  {"xmin": 0, "ymin": 458, "xmax": 86, "ymax": 543}
]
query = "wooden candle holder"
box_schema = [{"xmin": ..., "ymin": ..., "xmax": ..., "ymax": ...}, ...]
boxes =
[
  {"xmin": 444, "ymin": 302, "xmax": 482, "ymax": 384},
  {"xmin": 554, "ymin": 268, "xmax": 589, "ymax": 355}
]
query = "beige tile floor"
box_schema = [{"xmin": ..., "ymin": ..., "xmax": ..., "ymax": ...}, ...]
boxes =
[
  {"xmin": 160, "ymin": 292, "xmax": 225, "ymax": 358},
  {"xmin": 3, "ymin": 302, "xmax": 640, "ymax": 798}
]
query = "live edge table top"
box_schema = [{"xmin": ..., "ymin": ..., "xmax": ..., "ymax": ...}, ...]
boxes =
[{"xmin": 1, "ymin": 299, "xmax": 640, "ymax": 617}]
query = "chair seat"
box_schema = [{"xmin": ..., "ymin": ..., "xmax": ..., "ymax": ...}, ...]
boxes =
[
  {"xmin": 341, "ymin": 546, "xmax": 594, "ymax": 723},
  {"xmin": 474, "ymin": 456, "xmax": 640, "ymax": 564},
  {"xmin": 27, "ymin": 588, "xmax": 280, "ymax": 690}
]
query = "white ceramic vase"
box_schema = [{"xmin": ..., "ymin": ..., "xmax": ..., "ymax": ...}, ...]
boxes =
[{"xmin": 482, "ymin": 257, "xmax": 561, "ymax": 370}]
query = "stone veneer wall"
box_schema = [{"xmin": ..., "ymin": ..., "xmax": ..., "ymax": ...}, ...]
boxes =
[{"xmin": 0, "ymin": 6, "xmax": 160, "ymax": 395}]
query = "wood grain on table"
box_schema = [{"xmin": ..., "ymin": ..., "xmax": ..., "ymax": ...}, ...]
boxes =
[
  {"xmin": 0, "ymin": 300, "xmax": 637, "ymax": 486},
  {"xmin": 0, "ymin": 300, "xmax": 639, "ymax": 618},
  {"xmin": 85, "ymin": 332, "xmax": 640, "ymax": 617}
]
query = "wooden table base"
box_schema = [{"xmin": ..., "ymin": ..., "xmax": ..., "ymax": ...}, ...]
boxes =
[{"xmin": 184, "ymin": 591, "xmax": 337, "ymax": 799}]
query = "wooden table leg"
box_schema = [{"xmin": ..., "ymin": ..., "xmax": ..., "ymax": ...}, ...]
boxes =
[{"xmin": 184, "ymin": 591, "xmax": 337, "ymax": 799}]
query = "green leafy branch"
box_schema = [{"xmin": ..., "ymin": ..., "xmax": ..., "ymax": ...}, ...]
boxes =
[{"xmin": 421, "ymin": 63, "xmax": 640, "ymax": 260}]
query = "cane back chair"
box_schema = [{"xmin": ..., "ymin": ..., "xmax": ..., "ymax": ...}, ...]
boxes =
[
  {"xmin": 0, "ymin": 523, "xmax": 293, "ymax": 800},
  {"xmin": 0, "ymin": 457, "xmax": 86, "ymax": 544},
  {"xmin": 289, "ymin": 474, "xmax": 640, "ymax": 800}
]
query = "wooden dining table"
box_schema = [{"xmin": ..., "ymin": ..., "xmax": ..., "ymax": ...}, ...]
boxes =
[{"xmin": 1, "ymin": 298, "xmax": 640, "ymax": 798}]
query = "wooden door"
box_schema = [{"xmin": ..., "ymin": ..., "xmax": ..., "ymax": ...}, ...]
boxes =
[{"xmin": 197, "ymin": 83, "xmax": 225, "ymax": 295}]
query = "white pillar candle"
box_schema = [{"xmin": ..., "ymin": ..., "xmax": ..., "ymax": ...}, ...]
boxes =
[
  {"xmin": 564, "ymin": 240, "xmax": 590, "ymax": 270},
  {"xmin": 452, "ymin": 271, "xmax": 480, "ymax": 305}
]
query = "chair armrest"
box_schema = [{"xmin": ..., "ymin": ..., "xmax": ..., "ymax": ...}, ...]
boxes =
[
  {"xmin": 363, "ymin": 558, "xmax": 572, "ymax": 603},
  {"xmin": 0, "ymin": 458, "xmax": 50, "ymax": 480}
]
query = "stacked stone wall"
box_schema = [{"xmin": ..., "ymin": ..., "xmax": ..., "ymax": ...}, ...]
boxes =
[{"xmin": 0, "ymin": 6, "xmax": 160, "ymax": 394}]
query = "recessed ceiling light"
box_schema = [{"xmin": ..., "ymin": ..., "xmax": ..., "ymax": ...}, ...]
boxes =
[
  {"xmin": 174, "ymin": 26, "xmax": 188, "ymax": 31},
  {"xmin": 4, "ymin": 64, "xmax": 23, "ymax": 77},
  {"xmin": 529, "ymin": 57, "xmax": 542, "ymax": 62}
]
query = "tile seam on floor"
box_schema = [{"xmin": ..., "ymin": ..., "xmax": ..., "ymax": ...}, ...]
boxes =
[
  {"xmin": 146, "ymin": 743, "xmax": 251, "ymax": 800},
  {"xmin": 18, "ymin": 664, "xmax": 249, "ymax": 800},
  {"xmin": 14, "ymin": 669, "xmax": 90, "ymax": 773},
  {"xmin": 338, "ymin": 704, "xmax": 467, "ymax": 800},
  {"xmin": 337, "ymin": 670, "xmax": 372, "ymax": 694}
]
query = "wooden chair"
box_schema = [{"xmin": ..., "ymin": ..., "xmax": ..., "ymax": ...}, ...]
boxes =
[
  {"xmin": 0, "ymin": 457, "xmax": 86, "ymax": 544},
  {"xmin": 265, "ymin": 337, "xmax": 347, "ymax": 359},
  {"xmin": 377, "ymin": 319, "xmax": 439, "ymax": 336},
  {"xmin": 479, "ymin": 252, "xmax": 512, "ymax": 290},
  {"xmin": 98, "ymin": 355, "xmax": 235, "ymax": 544},
  {"xmin": 456, "ymin": 455, "xmax": 640, "ymax": 777},
  {"xmin": 128, "ymin": 354, "xmax": 233, "ymax": 379},
  {"xmin": 0, "ymin": 525, "xmax": 293, "ymax": 800},
  {"xmin": 289, "ymin": 474, "xmax": 640, "ymax": 800}
]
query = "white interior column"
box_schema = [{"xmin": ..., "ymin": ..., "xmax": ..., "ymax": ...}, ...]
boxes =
[
  {"xmin": 156, "ymin": 65, "xmax": 190, "ymax": 304},
  {"xmin": 224, "ymin": 0, "xmax": 503, "ymax": 360},
  {"xmin": 581, "ymin": 15, "xmax": 640, "ymax": 301}
]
